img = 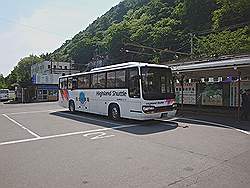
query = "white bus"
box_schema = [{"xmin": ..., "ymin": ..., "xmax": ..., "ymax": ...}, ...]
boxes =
[
  {"xmin": 58, "ymin": 62, "xmax": 177, "ymax": 120},
  {"xmin": 0, "ymin": 89, "xmax": 9, "ymax": 101}
]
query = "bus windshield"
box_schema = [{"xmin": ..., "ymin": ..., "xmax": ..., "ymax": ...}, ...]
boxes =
[{"xmin": 141, "ymin": 67, "xmax": 174, "ymax": 100}]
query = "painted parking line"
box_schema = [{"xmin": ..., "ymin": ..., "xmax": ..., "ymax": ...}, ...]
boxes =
[
  {"xmin": 5, "ymin": 109, "xmax": 65, "ymax": 115},
  {"xmin": 173, "ymin": 117, "xmax": 250, "ymax": 135},
  {"xmin": 2, "ymin": 114, "xmax": 41, "ymax": 138},
  {"xmin": 0, "ymin": 109, "xmax": 179, "ymax": 147},
  {"xmin": 0, "ymin": 123, "xmax": 141, "ymax": 146}
]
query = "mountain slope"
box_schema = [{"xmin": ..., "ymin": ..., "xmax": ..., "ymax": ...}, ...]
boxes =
[
  {"xmin": 52, "ymin": 0, "xmax": 250, "ymax": 66},
  {"xmin": 52, "ymin": 0, "xmax": 150, "ymax": 63}
]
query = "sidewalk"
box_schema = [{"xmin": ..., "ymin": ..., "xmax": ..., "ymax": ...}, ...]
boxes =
[
  {"xmin": 176, "ymin": 112, "xmax": 250, "ymax": 132},
  {"xmin": 178, "ymin": 105, "xmax": 238, "ymax": 118}
]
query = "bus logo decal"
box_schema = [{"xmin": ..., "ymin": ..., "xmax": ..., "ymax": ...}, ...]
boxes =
[
  {"xmin": 96, "ymin": 90, "xmax": 127, "ymax": 97},
  {"xmin": 60, "ymin": 89, "xmax": 69, "ymax": 101},
  {"xmin": 79, "ymin": 91, "xmax": 87, "ymax": 105}
]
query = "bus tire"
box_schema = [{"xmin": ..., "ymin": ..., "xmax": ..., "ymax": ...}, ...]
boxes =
[
  {"xmin": 69, "ymin": 100, "xmax": 75, "ymax": 112},
  {"xmin": 109, "ymin": 104, "xmax": 120, "ymax": 120}
]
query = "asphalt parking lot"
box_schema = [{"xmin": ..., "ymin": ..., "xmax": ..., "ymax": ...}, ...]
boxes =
[{"xmin": 0, "ymin": 102, "xmax": 249, "ymax": 188}]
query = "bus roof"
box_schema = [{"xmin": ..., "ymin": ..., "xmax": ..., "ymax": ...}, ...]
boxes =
[{"xmin": 59, "ymin": 62, "xmax": 170, "ymax": 78}]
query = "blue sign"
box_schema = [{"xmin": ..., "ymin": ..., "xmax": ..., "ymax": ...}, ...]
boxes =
[
  {"xmin": 37, "ymin": 85, "xmax": 58, "ymax": 90},
  {"xmin": 31, "ymin": 75, "xmax": 36, "ymax": 84},
  {"xmin": 79, "ymin": 91, "xmax": 86, "ymax": 104}
]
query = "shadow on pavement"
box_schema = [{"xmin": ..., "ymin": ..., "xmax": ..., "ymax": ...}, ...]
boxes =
[{"xmin": 50, "ymin": 111, "xmax": 178, "ymax": 135}]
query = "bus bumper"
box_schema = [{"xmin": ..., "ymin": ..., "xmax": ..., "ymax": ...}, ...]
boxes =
[{"xmin": 136, "ymin": 110, "xmax": 177, "ymax": 120}]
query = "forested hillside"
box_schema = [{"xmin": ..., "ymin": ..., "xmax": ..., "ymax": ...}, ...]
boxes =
[
  {"xmin": 1, "ymin": 0, "xmax": 250, "ymax": 89},
  {"xmin": 52, "ymin": 0, "xmax": 250, "ymax": 65}
]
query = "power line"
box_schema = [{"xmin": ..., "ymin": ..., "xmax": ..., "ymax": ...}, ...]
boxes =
[
  {"xmin": 193, "ymin": 21, "xmax": 250, "ymax": 36},
  {"xmin": 124, "ymin": 49, "xmax": 154, "ymax": 56},
  {"xmin": 124, "ymin": 42, "xmax": 190, "ymax": 56},
  {"xmin": 175, "ymin": 42, "xmax": 190, "ymax": 52}
]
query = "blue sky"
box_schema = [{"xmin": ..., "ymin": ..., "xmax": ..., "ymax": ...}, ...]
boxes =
[{"xmin": 0, "ymin": 0, "xmax": 122, "ymax": 76}]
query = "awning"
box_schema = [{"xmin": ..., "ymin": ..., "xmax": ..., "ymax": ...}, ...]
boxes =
[{"xmin": 168, "ymin": 56, "xmax": 250, "ymax": 78}]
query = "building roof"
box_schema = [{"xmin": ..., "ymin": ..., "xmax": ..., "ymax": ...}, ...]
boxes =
[{"xmin": 169, "ymin": 55, "xmax": 250, "ymax": 78}]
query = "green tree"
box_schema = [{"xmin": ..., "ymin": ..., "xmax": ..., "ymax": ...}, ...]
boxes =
[
  {"xmin": 0, "ymin": 74, "xmax": 7, "ymax": 89},
  {"xmin": 183, "ymin": 0, "xmax": 216, "ymax": 31},
  {"xmin": 5, "ymin": 55, "xmax": 43, "ymax": 88},
  {"xmin": 195, "ymin": 27, "xmax": 250, "ymax": 57},
  {"xmin": 213, "ymin": 0, "xmax": 250, "ymax": 30},
  {"xmin": 47, "ymin": 0, "xmax": 250, "ymax": 65}
]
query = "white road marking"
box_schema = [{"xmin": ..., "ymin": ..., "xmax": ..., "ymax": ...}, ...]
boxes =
[
  {"xmin": 0, "ymin": 123, "xmax": 140, "ymax": 146},
  {"xmin": 2, "ymin": 114, "xmax": 41, "ymax": 138},
  {"xmin": 177, "ymin": 117, "xmax": 250, "ymax": 135},
  {"xmin": 83, "ymin": 132, "xmax": 115, "ymax": 140},
  {"xmin": 6, "ymin": 109, "xmax": 65, "ymax": 115}
]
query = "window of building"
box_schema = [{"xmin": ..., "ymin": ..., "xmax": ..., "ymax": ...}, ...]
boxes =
[
  {"xmin": 42, "ymin": 90, "xmax": 48, "ymax": 95},
  {"xmin": 48, "ymin": 65, "xmax": 51, "ymax": 69},
  {"xmin": 48, "ymin": 90, "xmax": 54, "ymax": 96},
  {"xmin": 65, "ymin": 66, "xmax": 67, "ymax": 70},
  {"xmin": 54, "ymin": 65, "xmax": 56, "ymax": 69},
  {"xmin": 60, "ymin": 66, "xmax": 62, "ymax": 69}
]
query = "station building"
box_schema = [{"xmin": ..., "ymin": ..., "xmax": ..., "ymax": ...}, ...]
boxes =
[
  {"xmin": 167, "ymin": 55, "xmax": 250, "ymax": 119},
  {"xmin": 31, "ymin": 61, "xmax": 79, "ymax": 102}
]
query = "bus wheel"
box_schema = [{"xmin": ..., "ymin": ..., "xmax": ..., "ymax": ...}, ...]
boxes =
[
  {"xmin": 69, "ymin": 100, "xmax": 75, "ymax": 112},
  {"xmin": 109, "ymin": 104, "xmax": 120, "ymax": 120}
]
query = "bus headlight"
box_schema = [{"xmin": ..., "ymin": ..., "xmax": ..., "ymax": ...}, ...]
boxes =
[
  {"xmin": 172, "ymin": 103, "xmax": 177, "ymax": 109},
  {"xmin": 142, "ymin": 106, "xmax": 155, "ymax": 113}
]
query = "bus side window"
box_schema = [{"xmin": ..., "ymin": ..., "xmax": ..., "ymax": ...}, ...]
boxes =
[
  {"xmin": 107, "ymin": 71, "xmax": 115, "ymax": 88},
  {"xmin": 60, "ymin": 78, "xmax": 67, "ymax": 89},
  {"xmin": 68, "ymin": 77, "xmax": 73, "ymax": 90},
  {"xmin": 116, "ymin": 70, "xmax": 126, "ymax": 88},
  {"xmin": 97, "ymin": 72, "xmax": 106, "ymax": 88},
  {"xmin": 78, "ymin": 75, "xmax": 90, "ymax": 89},
  {"xmin": 59, "ymin": 78, "xmax": 63, "ymax": 89},
  {"xmin": 64, "ymin": 78, "xmax": 68, "ymax": 89},
  {"xmin": 91, "ymin": 74, "xmax": 98, "ymax": 88},
  {"xmin": 128, "ymin": 68, "xmax": 140, "ymax": 98},
  {"xmin": 72, "ymin": 77, "xmax": 78, "ymax": 90}
]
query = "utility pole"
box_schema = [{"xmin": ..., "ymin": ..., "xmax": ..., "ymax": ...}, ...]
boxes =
[
  {"xmin": 190, "ymin": 33, "xmax": 194, "ymax": 58},
  {"xmin": 50, "ymin": 59, "xmax": 53, "ymax": 74},
  {"xmin": 70, "ymin": 59, "xmax": 74, "ymax": 75},
  {"xmin": 21, "ymin": 88, "xmax": 24, "ymax": 103}
]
